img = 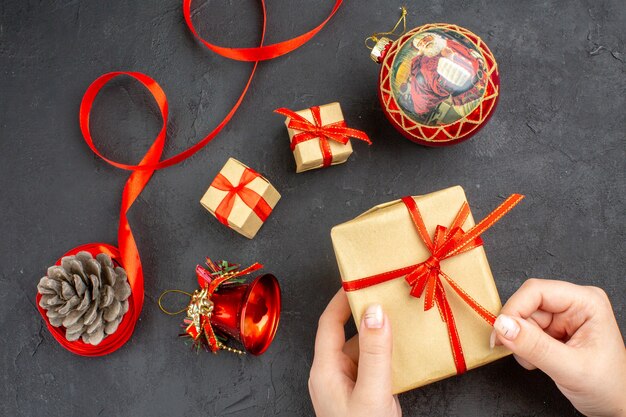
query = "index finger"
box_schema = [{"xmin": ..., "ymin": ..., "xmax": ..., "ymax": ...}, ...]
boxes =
[
  {"xmin": 314, "ymin": 289, "xmax": 352, "ymax": 360},
  {"xmin": 501, "ymin": 278, "xmax": 593, "ymax": 319}
]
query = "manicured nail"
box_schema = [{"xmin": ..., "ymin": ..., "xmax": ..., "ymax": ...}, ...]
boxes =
[
  {"xmin": 494, "ymin": 314, "xmax": 520, "ymax": 340},
  {"xmin": 363, "ymin": 304, "xmax": 383, "ymax": 329},
  {"xmin": 489, "ymin": 329, "xmax": 496, "ymax": 350}
]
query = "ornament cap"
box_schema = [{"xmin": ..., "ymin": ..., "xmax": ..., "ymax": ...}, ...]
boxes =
[{"xmin": 370, "ymin": 37, "xmax": 393, "ymax": 63}]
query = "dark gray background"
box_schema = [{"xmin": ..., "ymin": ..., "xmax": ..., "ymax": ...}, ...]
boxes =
[{"xmin": 1, "ymin": 0, "xmax": 624, "ymax": 416}]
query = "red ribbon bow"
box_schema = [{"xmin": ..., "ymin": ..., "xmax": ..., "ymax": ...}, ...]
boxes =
[
  {"xmin": 210, "ymin": 167, "xmax": 273, "ymax": 227},
  {"xmin": 274, "ymin": 106, "xmax": 371, "ymax": 167},
  {"xmin": 343, "ymin": 194, "xmax": 524, "ymax": 374},
  {"xmin": 195, "ymin": 259, "xmax": 264, "ymax": 293}
]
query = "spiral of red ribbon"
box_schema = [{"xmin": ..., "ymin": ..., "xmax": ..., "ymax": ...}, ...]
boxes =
[
  {"xmin": 187, "ymin": 261, "xmax": 264, "ymax": 352},
  {"xmin": 37, "ymin": 0, "xmax": 343, "ymax": 356}
]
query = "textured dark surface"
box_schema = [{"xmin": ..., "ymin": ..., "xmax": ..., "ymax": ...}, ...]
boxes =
[{"xmin": 1, "ymin": 1, "xmax": 624, "ymax": 416}]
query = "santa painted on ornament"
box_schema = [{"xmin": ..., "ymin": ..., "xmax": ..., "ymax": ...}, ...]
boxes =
[{"xmin": 396, "ymin": 31, "xmax": 487, "ymax": 125}]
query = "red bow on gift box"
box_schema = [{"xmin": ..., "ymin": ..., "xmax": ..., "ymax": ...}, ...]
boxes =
[
  {"xmin": 274, "ymin": 106, "xmax": 371, "ymax": 167},
  {"xmin": 211, "ymin": 167, "xmax": 273, "ymax": 226},
  {"xmin": 343, "ymin": 194, "xmax": 524, "ymax": 374}
]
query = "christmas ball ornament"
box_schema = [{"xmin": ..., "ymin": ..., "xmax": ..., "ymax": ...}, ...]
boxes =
[
  {"xmin": 37, "ymin": 251, "xmax": 131, "ymax": 345},
  {"xmin": 369, "ymin": 10, "xmax": 500, "ymax": 146},
  {"xmin": 159, "ymin": 258, "xmax": 281, "ymax": 356}
]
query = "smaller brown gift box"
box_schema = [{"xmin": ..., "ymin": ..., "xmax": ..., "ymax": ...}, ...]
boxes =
[
  {"xmin": 200, "ymin": 158, "xmax": 280, "ymax": 239},
  {"xmin": 331, "ymin": 186, "xmax": 513, "ymax": 393},
  {"xmin": 282, "ymin": 102, "xmax": 353, "ymax": 173}
]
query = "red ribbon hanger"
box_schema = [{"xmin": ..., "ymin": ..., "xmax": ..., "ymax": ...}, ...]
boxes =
[
  {"xmin": 39, "ymin": 0, "xmax": 343, "ymax": 356},
  {"xmin": 274, "ymin": 106, "xmax": 371, "ymax": 167},
  {"xmin": 343, "ymin": 194, "xmax": 524, "ymax": 374}
]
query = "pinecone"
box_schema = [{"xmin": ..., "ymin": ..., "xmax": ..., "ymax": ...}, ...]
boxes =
[{"xmin": 37, "ymin": 251, "xmax": 132, "ymax": 345}]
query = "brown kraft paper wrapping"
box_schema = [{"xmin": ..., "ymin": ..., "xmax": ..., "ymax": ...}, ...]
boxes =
[
  {"xmin": 330, "ymin": 186, "xmax": 510, "ymax": 393},
  {"xmin": 283, "ymin": 102, "xmax": 353, "ymax": 173},
  {"xmin": 200, "ymin": 158, "xmax": 280, "ymax": 239}
]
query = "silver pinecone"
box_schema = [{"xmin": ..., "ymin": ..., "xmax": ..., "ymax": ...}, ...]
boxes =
[{"xmin": 37, "ymin": 251, "xmax": 131, "ymax": 345}]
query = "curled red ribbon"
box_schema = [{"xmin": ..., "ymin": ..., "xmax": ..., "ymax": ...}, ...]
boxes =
[
  {"xmin": 343, "ymin": 194, "xmax": 524, "ymax": 374},
  {"xmin": 274, "ymin": 106, "xmax": 372, "ymax": 167},
  {"xmin": 38, "ymin": 0, "xmax": 342, "ymax": 356},
  {"xmin": 183, "ymin": 0, "xmax": 343, "ymax": 61},
  {"xmin": 210, "ymin": 167, "xmax": 272, "ymax": 226},
  {"xmin": 39, "ymin": 71, "xmax": 169, "ymax": 356}
]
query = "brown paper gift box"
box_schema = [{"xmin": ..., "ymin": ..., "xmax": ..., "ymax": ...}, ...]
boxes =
[
  {"xmin": 330, "ymin": 186, "xmax": 510, "ymax": 393},
  {"xmin": 200, "ymin": 158, "xmax": 280, "ymax": 239},
  {"xmin": 282, "ymin": 102, "xmax": 353, "ymax": 173}
]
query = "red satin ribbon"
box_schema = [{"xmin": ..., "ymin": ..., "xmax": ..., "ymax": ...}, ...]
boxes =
[
  {"xmin": 210, "ymin": 168, "xmax": 273, "ymax": 226},
  {"xmin": 343, "ymin": 194, "xmax": 524, "ymax": 374},
  {"xmin": 35, "ymin": 244, "xmax": 138, "ymax": 356},
  {"xmin": 183, "ymin": 0, "xmax": 344, "ymax": 62},
  {"xmin": 80, "ymin": 0, "xmax": 344, "ymax": 172},
  {"xmin": 39, "ymin": 0, "xmax": 342, "ymax": 356},
  {"xmin": 274, "ymin": 106, "xmax": 371, "ymax": 167}
]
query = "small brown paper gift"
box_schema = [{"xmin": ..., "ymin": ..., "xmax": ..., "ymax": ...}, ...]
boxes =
[
  {"xmin": 331, "ymin": 186, "xmax": 523, "ymax": 393},
  {"xmin": 276, "ymin": 103, "xmax": 371, "ymax": 173},
  {"xmin": 200, "ymin": 158, "xmax": 280, "ymax": 239}
]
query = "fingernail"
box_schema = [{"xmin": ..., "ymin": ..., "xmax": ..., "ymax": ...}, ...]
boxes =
[
  {"xmin": 363, "ymin": 304, "xmax": 383, "ymax": 329},
  {"xmin": 494, "ymin": 314, "xmax": 520, "ymax": 340},
  {"xmin": 489, "ymin": 329, "xmax": 496, "ymax": 350}
]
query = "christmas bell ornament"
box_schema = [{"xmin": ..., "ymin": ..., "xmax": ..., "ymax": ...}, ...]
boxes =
[
  {"xmin": 159, "ymin": 258, "xmax": 281, "ymax": 356},
  {"xmin": 368, "ymin": 8, "xmax": 500, "ymax": 146}
]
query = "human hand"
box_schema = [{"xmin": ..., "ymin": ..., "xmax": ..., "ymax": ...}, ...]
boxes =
[
  {"xmin": 308, "ymin": 289, "xmax": 401, "ymax": 417},
  {"xmin": 491, "ymin": 279, "xmax": 626, "ymax": 417}
]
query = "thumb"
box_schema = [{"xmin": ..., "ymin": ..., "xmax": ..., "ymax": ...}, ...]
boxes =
[
  {"xmin": 493, "ymin": 314, "xmax": 573, "ymax": 381},
  {"xmin": 353, "ymin": 304, "xmax": 393, "ymax": 402}
]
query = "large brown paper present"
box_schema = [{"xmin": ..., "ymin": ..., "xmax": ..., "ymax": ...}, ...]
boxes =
[
  {"xmin": 200, "ymin": 158, "xmax": 280, "ymax": 239},
  {"xmin": 331, "ymin": 186, "xmax": 516, "ymax": 393},
  {"xmin": 282, "ymin": 103, "xmax": 353, "ymax": 173}
]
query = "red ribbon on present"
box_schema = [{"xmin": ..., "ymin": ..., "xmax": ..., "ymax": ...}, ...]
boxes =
[
  {"xmin": 38, "ymin": 0, "xmax": 344, "ymax": 356},
  {"xmin": 210, "ymin": 167, "xmax": 273, "ymax": 226},
  {"xmin": 274, "ymin": 107, "xmax": 371, "ymax": 167},
  {"xmin": 343, "ymin": 194, "xmax": 524, "ymax": 374}
]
